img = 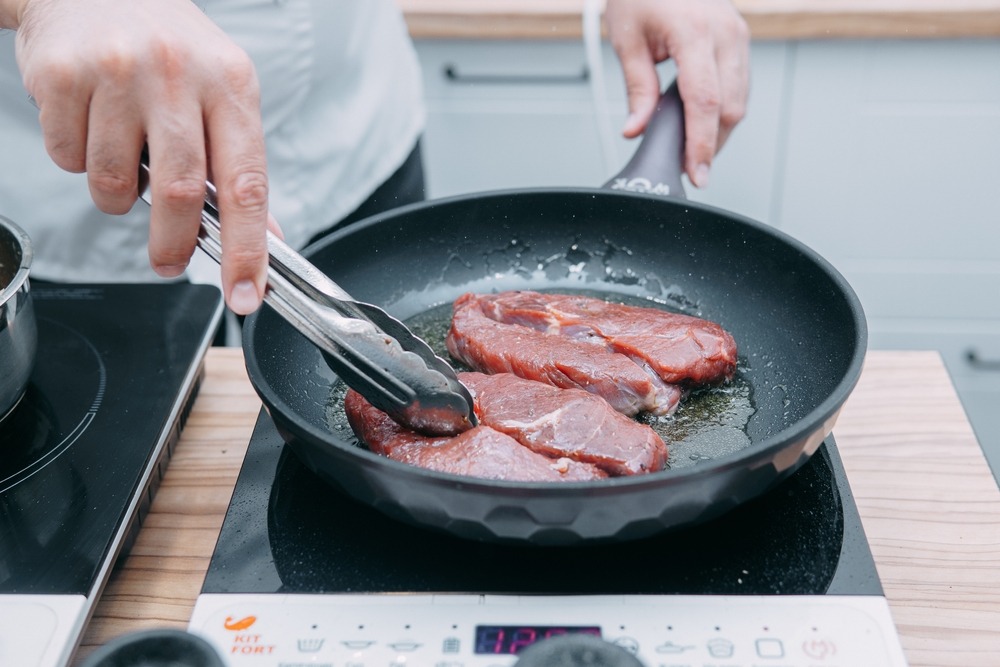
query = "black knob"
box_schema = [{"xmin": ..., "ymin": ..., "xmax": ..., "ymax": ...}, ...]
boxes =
[
  {"xmin": 513, "ymin": 634, "xmax": 646, "ymax": 667},
  {"xmin": 79, "ymin": 628, "xmax": 225, "ymax": 667}
]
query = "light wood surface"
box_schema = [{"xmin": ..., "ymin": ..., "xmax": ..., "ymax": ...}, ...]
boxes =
[
  {"xmin": 73, "ymin": 348, "xmax": 1000, "ymax": 667},
  {"xmin": 397, "ymin": 0, "xmax": 1000, "ymax": 39}
]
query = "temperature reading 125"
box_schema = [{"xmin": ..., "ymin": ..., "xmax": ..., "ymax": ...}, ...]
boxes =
[{"xmin": 474, "ymin": 625, "xmax": 602, "ymax": 654}]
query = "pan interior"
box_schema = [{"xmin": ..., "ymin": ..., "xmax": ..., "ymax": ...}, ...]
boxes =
[
  {"xmin": 246, "ymin": 189, "xmax": 865, "ymax": 478},
  {"xmin": 314, "ymin": 293, "xmax": 757, "ymax": 471}
]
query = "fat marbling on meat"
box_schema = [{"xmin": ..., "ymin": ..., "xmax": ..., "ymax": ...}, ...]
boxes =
[
  {"xmin": 345, "ymin": 371, "xmax": 668, "ymax": 481},
  {"xmin": 345, "ymin": 385, "xmax": 607, "ymax": 482},
  {"xmin": 447, "ymin": 293, "xmax": 682, "ymax": 416},
  {"xmin": 446, "ymin": 291, "xmax": 737, "ymax": 415},
  {"xmin": 462, "ymin": 371, "xmax": 667, "ymax": 476}
]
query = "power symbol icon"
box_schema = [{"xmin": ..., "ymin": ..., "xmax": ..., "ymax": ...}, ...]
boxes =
[{"xmin": 802, "ymin": 638, "xmax": 837, "ymax": 660}]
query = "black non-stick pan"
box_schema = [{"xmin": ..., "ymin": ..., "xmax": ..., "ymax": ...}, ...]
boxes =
[{"xmin": 242, "ymin": 85, "xmax": 867, "ymax": 546}]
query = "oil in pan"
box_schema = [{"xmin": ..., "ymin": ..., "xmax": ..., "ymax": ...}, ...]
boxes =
[{"xmin": 322, "ymin": 289, "xmax": 756, "ymax": 473}]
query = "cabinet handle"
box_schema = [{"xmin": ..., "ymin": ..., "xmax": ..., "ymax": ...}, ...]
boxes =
[
  {"xmin": 965, "ymin": 348, "xmax": 1000, "ymax": 371},
  {"xmin": 442, "ymin": 64, "xmax": 589, "ymax": 85}
]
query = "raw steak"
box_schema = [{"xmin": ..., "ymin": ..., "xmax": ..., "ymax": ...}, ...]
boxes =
[
  {"xmin": 479, "ymin": 291, "xmax": 737, "ymax": 385},
  {"xmin": 447, "ymin": 291, "xmax": 737, "ymax": 414},
  {"xmin": 345, "ymin": 370, "xmax": 669, "ymax": 481},
  {"xmin": 462, "ymin": 372, "xmax": 668, "ymax": 476},
  {"xmin": 447, "ymin": 293, "xmax": 683, "ymax": 416},
  {"xmin": 344, "ymin": 387, "xmax": 607, "ymax": 482}
]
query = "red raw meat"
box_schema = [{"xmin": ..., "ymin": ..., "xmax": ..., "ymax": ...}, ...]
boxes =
[
  {"xmin": 447, "ymin": 293, "xmax": 683, "ymax": 416},
  {"xmin": 478, "ymin": 291, "xmax": 737, "ymax": 386},
  {"xmin": 462, "ymin": 372, "xmax": 668, "ymax": 476},
  {"xmin": 344, "ymin": 387, "xmax": 607, "ymax": 482},
  {"xmin": 446, "ymin": 291, "xmax": 737, "ymax": 415},
  {"xmin": 345, "ymin": 370, "xmax": 669, "ymax": 481}
]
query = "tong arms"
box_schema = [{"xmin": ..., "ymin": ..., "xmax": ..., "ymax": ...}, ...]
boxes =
[{"xmin": 137, "ymin": 158, "xmax": 477, "ymax": 436}]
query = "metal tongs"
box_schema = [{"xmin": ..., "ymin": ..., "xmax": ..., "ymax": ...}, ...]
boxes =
[{"xmin": 137, "ymin": 156, "xmax": 477, "ymax": 436}]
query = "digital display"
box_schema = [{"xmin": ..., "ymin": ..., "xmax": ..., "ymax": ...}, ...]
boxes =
[{"xmin": 474, "ymin": 625, "xmax": 602, "ymax": 654}]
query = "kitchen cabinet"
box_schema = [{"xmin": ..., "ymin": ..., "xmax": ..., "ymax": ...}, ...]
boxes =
[
  {"xmin": 413, "ymin": 36, "xmax": 1000, "ymax": 475},
  {"xmin": 776, "ymin": 39, "xmax": 1000, "ymax": 474},
  {"xmin": 418, "ymin": 39, "xmax": 609, "ymax": 196},
  {"xmin": 416, "ymin": 39, "xmax": 788, "ymax": 223}
]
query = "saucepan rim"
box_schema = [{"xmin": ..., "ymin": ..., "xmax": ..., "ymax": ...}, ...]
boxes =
[{"xmin": 0, "ymin": 214, "xmax": 33, "ymax": 306}]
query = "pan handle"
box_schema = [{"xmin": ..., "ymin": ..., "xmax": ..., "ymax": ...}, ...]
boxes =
[{"xmin": 602, "ymin": 80, "xmax": 686, "ymax": 200}]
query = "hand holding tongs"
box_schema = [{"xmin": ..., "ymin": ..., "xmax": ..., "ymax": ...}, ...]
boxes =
[{"xmin": 136, "ymin": 155, "xmax": 477, "ymax": 436}]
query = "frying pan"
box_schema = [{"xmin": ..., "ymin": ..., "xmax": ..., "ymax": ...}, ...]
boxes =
[
  {"xmin": 242, "ymin": 84, "xmax": 867, "ymax": 546},
  {"xmin": 0, "ymin": 215, "xmax": 36, "ymax": 422}
]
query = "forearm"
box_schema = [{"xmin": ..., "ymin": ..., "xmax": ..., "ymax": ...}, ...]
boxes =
[{"xmin": 0, "ymin": 0, "xmax": 28, "ymax": 28}]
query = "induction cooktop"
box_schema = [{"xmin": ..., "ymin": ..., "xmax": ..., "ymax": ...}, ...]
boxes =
[
  {"xmin": 0, "ymin": 283, "xmax": 223, "ymax": 667},
  {"xmin": 205, "ymin": 414, "xmax": 880, "ymax": 597},
  {"xmin": 188, "ymin": 409, "xmax": 908, "ymax": 666}
]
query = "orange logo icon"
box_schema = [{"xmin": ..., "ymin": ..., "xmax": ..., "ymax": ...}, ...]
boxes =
[{"xmin": 224, "ymin": 615, "xmax": 257, "ymax": 631}]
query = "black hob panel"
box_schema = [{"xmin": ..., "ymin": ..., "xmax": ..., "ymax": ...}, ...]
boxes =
[
  {"xmin": 0, "ymin": 283, "xmax": 222, "ymax": 596},
  {"xmin": 203, "ymin": 411, "xmax": 882, "ymax": 597}
]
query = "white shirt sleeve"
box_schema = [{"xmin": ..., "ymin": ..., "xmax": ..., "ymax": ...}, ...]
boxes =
[{"xmin": 0, "ymin": 0, "xmax": 425, "ymax": 283}]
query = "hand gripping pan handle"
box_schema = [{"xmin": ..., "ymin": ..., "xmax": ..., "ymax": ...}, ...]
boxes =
[
  {"xmin": 136, "ymin": 155, "xmax": 477, "ymax": 436},
  {"xmin": 603, "ymin": 80, "xmax": 686, "ymax": 199}
]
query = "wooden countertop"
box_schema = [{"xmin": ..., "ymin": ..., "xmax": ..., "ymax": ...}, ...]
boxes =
[
  {"xmin": 398, "ymin": 0, "xmax": 1000, "ymax": 40},
  {"xmin": 74, "ymin": 348, "xmax": 1000, "ymax": 667}
]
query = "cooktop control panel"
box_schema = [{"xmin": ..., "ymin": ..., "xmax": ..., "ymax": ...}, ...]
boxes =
[{"xmin": 189, "ymin": 593, "xmax": 908, "ymax": 666}]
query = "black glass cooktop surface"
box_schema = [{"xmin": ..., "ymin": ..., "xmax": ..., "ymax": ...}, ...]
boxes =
[
  {"xmin": 0, "ymin": 283, "xmax": 222, "ymax": 596},
  {"xmin": 203, "ymin": 411, "xmax": 882, "ymax": 597}
]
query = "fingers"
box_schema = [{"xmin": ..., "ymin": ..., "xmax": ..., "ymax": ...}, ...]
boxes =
[
  {"xmin": 141, "ymin": 39, "xmax": 267, "ymax": 314},
  {"xmin": 29, "ymin": 54, "xmax": 90, "ymax": 174},
  {"xmin": 84, "ymin": 79, "xmax": 147, "ymax": 216},
  {"xmin": 675, "ymin": 4, "xmax": 749, "ymax": 187},
  {"xmin": 674, "ymin": 46, "xmax": 724, "ymax": 189},
  {"xmin": 605, "ymin": 0, "xmax": 750, "ymax": 188},
  {"xmin": 714, "ymin": 25, "xmax": 750, "ymax": 153},
  {"xmin": 16, "ymin": 0, "xmax": 270, "ymax": 315},
  {"xmin": 204, "ymin": 52, "xmax": 269, "ymax": 316},
  {"xmin": 613, "ymin": 30, "xmax": 662, "ymax": 139},
  {"xmin": 144, "ymin": 113, "xmax": 208, "ymax": 280}
]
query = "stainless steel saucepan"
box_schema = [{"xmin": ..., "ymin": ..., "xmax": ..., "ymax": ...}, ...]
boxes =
[{"xmin": 0, "ymin": 215, "xmax": 36, "ymax": 422}]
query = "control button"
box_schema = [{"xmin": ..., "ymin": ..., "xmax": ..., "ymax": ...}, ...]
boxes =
[
  {"xmin": 342, "ymin": 639, "xmax": 376, "ymax": 650},
  {"xmin": 388, "ymin": 640, "xmax": 422, "ymax": 652},
  {"xmin": 655, "ymin": 640, "xmax": 695, "ymax": 654},
  {"xmin": 802, "ymin": 638, "xmax": 837, "ymax": 660},
  {"xmin": 756, "ymin": 637, "xmax": 784, "ymax": 658},
  {"xmin": 442, "ymin": 637, "xmax": 461, "ymax": 653},
  {"xmin": 706, "ymin": 637, "xmax": 735, "ymax": 658},
  {"xmin": 297, "ymin": 637, "xmax": 324, "ymax": 652},
  {"xmin": 0, "ymin": 601, "xmax": 58, "ymax": 666},
  {"xmin": 610, "ymin": 636, "xmax": 640, "ymax": 654}
]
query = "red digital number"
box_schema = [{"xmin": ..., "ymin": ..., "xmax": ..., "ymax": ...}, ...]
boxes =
[{"xmin": 508, "ymin": 627, "xmax": 539, "ymax": 653}]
